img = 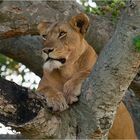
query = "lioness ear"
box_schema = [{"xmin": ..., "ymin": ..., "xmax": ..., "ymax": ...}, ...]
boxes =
[
  {"xmin": 37, "ymin": 21, "xmax": 51, "ymax": 34},
  {"xmin": 69, "ymin": 13, "xmax": 89, "ymax": 35}
]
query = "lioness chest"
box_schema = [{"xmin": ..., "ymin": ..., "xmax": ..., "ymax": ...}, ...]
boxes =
[{"xmin": 43, "ymin": 62, "xmax": 79, "ymax": 90}]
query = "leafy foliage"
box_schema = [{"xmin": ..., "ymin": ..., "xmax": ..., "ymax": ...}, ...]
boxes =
[
  {"xmin": 0, "ymin": 54, "xmax": 40, "ymax": 90},
  {"xmin": 0, "ymin": 54, "xmax": 19, "ymax": 74},
  {"xmin": 133, "ymin": 35, "xmax": 140, "ymax": 52},
  {"xmin": 80, "ymin": 0, "xmax": 126, "ymax": 21}
]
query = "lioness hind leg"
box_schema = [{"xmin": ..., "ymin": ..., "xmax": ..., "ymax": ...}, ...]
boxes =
[{"xmin": 108, "ymin": 102, "xmax": 137, "ymax": 139}]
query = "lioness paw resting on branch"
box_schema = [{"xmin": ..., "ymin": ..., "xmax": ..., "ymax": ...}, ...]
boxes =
[{"xmin": 37, "ymin": 13, "xmax": 97, "ymax": 111}]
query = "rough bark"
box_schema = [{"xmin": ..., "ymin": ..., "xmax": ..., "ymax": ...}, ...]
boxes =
[
  {"xmin": 0, "ymin": 0, "xmax": 83, "ymax": 39},
  {"xmin": 0, "ymin": 0, "xmax": 140, "ymax": 139},
  {"xmin": 0, "ymin": 1, "xmax": 115, "ymax": 77},
  {"xmin": 80, "ymin": 0, "xmax": 140, "ymax": 138},
  {"xmin": 0, "ymin": 77, "xmax": 44, "ymax": 138}
]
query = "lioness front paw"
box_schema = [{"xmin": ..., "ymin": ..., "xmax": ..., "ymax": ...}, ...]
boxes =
[{"xmin": 45, "ymin": 92, "xmax": 69, "ymax": 111}]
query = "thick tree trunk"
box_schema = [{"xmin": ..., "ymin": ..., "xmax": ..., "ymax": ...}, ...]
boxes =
[
  {"xmin": 0, "ymin": 0, "xmax": 140, "ymax": 139},
  {"xmin": 80, "ymin": 1, "xmax": 140, "ymax": 138}
]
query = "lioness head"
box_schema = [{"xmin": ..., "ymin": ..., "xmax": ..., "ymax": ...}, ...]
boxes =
[{"xmin": 38, "ymin": 13, "xmax": 89, "ymax": 71}]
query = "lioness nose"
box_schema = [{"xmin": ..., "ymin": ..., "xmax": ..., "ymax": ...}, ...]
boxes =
[{"xmin": 42, "ymin": 48, "xmax": 54, "ymax": 54}]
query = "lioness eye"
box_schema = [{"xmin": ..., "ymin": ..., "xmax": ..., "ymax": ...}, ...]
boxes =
[
  {"xmin": 59, "ymin": 31, "xmax": 67, "ymax": 39},
  {"xmin": 42, "ymin": 34, "xmax": 47, "ymax": 40}
]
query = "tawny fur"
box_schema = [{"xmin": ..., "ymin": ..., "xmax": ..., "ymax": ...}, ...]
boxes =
[
  {"xmin": 37, "ymin": 13, "xmax": 136, "ymax": 139},
  {"xmin": 108, "ymin": 102, "xmax": 137, "ymax": 139}
]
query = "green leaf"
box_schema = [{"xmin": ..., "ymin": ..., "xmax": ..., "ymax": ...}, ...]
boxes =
[{"xmin": 133, "ymin": 35, "xmax": 140, "ymax": 51}]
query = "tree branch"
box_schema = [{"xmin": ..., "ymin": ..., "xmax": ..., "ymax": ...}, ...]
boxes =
[
  {"xmin": 79, "ymin": 1, "xmax": 140, "ymax": 138},
  {"xmin": 0, "ymin": 36, "xmax": 43, "ymax": 77},
  {"xmin": 0, "ymin": 77, "xmax": 60, "ymax": 138},
  {"xmin": 0, "ymin": 77, "xmax": 42, "ymax": 125},
  {"xmin": 0, "ymin": 1, "xmax": 83, "ymax": 39}
]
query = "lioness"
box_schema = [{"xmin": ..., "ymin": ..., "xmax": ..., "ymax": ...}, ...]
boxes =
[
  {"xmin": 37, "ymin": 13, "xmax": 136, "ymax": 139},
  {"xmin": 37, "ymin": 13, "xmax": 97, "ymax": 111}
]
